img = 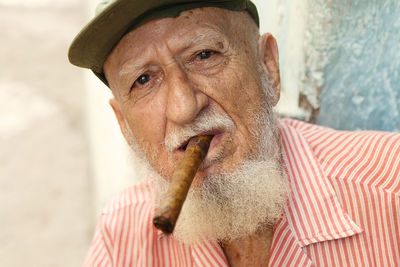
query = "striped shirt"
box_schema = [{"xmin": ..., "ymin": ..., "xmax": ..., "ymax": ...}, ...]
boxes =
[{"xmin": 84, "ymin": 119, "xmax": 400, "ymax": 266}]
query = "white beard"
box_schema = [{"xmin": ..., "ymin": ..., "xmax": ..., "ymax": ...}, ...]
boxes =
[
  {"xmin": 125, "ymin": 74, "xmax": 289, "ymax": 244},
  {"xmin": 154, "ymin": 157, "xmax": 288, "ymax": 244},
  {"xmin": 155, "ymin": 106, "xmax": 289, "ymax": 244}
]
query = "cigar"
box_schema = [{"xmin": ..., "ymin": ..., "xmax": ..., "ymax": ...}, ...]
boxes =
[{"xmin": 153, "ymin": 135, "xmax": 213, "ymax": 234}]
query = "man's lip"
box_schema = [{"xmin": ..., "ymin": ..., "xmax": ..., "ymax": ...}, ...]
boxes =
[{"xmin": 177, "ymin": 130, "xmax": 223, "ymax": 152}]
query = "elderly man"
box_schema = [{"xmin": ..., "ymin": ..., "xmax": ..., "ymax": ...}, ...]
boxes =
[{"xmin": 69, "ymin": 0, "xmax": 400, "ymax": 266}]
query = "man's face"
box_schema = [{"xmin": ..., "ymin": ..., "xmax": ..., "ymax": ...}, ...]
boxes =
[{"xmin": 104, "ymin": 8, "xmax": 280, "ymax": 182}]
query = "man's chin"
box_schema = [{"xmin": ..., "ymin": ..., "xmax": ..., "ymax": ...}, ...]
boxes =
[
  {"xmin": 192, "ymin": 154, "xmax": 242, "ymax": 188},
  {"xmin": 162, "ymin": 158, "xmax": 289, "ymax": 245}
]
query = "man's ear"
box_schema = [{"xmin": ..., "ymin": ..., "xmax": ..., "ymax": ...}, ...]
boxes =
[
  {"xmin": 109, "ymin": 98, "xmax": 133, "ymax": 146},
  {"xmin": 258, "ymin": 33, "xmax": 281, "ymax": 106}
]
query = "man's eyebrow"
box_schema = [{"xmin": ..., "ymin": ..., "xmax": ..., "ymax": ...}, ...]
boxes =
[
  {"xmin": 119, "ymin": 62, "xmax": 143, "ymax": 77},
  {"xmin": 118, "ymin": 59, "xmax": 147, "ymax": 84},
  {"xmin": 183, "ymin": 28, "xmax": 227, "ymax": 48}
]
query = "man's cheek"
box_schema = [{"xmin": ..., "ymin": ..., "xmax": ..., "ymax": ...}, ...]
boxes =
[{"xmin": 145, "ymin": 147, "xmax": 179, "ymax": 179}]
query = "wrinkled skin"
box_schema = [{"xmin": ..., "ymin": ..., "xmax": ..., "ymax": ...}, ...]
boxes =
[
  {"xmin": 104, "ymin": 7, "xmax": 281, "ymax": 266},
  {"xmin": 105, "ymin": 8, "xmax": 280, "ymax": 182}
]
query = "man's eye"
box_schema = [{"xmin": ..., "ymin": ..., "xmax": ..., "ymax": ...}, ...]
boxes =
[
  {"xmin": 134, "ymin": 74, "xmax": 151, "ymax": 87},
  {"xmin": 196, "ymin": 50, "xmax": 214, "ymax": 60}
]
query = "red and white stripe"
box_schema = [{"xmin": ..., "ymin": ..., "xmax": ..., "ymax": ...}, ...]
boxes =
[{"xmin": 84, "ymin": 119, "xmax": 400, "ymax": 266}]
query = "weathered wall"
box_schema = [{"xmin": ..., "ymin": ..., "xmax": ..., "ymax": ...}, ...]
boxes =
[
  {"xmin": 311, "ymin": 0, "xmax": 400, "ymax": 131},
  {"xmin": 257, "ymin": 0, "xmax": 400, "ymax": 130},
  {"xmin": 254, "ymin": 0, "xmax": 309, "ymax": 119}
]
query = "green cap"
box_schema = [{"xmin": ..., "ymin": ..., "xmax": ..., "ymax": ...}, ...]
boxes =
[{"xmin": 68, "ymin": 0, "xmax": 259, "ymax": 85}]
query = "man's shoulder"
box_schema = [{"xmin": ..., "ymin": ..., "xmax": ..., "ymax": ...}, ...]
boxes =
[
  {"xmin": 281, "ymin": 119, "xmax": 400, "ymax": 193},
  {"xmin": 101, "ymin": 180, "xmax": 154, "ymax": 215},
  {"xmin": 280, "ymin": 118, "xmax": 400, "ymax": 155},
  {"xmin": 281, "ymin": 118, "xmax": 400, "ymax": 139},
  {"xmin": 88, "ymin": 181, "xmax": 160, "ymax": 263},
  {"xmin": 96, "ymin": 180, "xmax": 156, "ymax": 242}
]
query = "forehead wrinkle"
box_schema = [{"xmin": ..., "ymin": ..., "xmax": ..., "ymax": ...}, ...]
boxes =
[
  {"xmin": 163, "ymin": 20, "xmax": 229, "ymax": 52},
  {"xmin": 119, "ymin": 28, "xmax": 226, "ymax": 79},
  {"xmin": 109, "ymin": 9, "xmax": 237, "ymax": 89},
  {"xmin": 185, "ymin": 28, "xmax": 226, "ymax": 47}
]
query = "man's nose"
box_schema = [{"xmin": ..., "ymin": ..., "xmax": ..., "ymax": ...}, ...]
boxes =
[{"xmin": 165, "ymin": 64, "xmax": 209, "ymax": 125}]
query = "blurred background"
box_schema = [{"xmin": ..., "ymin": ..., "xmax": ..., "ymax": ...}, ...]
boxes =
[
  {"xmin": 0, "ymin": 0, "xmax": 398, "ymax": 266},
  {"xmin": 0, "ymin": 0, "xmax": 91, "ymax": 266}
]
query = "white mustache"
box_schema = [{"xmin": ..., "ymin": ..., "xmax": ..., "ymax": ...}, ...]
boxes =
[{"xmin": 164, "ymin": 108, "xmax": 235, "ymax": 153}]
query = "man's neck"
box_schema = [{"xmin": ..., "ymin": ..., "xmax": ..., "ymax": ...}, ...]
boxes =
[{"xmin": 221, "ymin": 227, "xmax": 274, "ymax": 267}]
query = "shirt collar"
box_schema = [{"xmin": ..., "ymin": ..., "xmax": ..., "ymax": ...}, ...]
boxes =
[{"xmin": 279, "ymin": 120, "xmax": 363, "ymax": 247}]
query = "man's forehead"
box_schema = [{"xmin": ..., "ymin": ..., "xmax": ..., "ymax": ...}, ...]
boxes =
[
  {"xmin": 106, "ymin": 8, "xmax": 235, "ymax": 68},
  {"xmin": 103, "ymin": 8, "xmax": 238, "ymax": 90},
  {"xmin": 120, "ymin": 8, "xmax": 232, "ymax": 47}
]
